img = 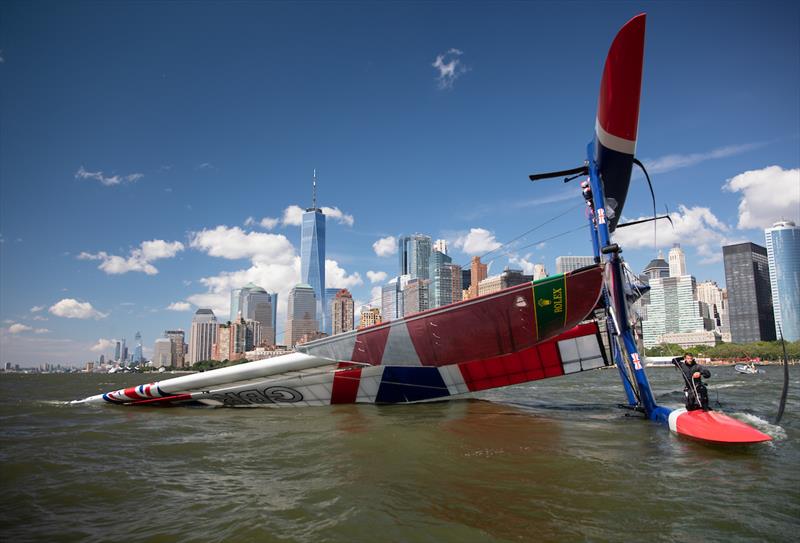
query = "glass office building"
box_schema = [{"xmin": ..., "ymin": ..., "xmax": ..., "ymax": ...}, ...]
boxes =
[
  {"xmin": 765, "ymin": 221, "xmax": 800, "ymax": 341},
  {"xmin": 722, "ymin": 242, "xmax": 775, "ymax": 343},
  {"xmin": 301, "ymin": 207, "xmax": 326, "ymax": 335}
]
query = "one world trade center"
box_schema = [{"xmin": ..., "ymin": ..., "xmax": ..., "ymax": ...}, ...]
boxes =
[{"xmin": 300, "ymin": 170, "xmax": 326, "ymax": 335}]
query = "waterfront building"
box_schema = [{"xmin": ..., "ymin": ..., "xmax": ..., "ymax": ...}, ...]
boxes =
[
  {"xmin": 461, "ymin": 268, "xmax": 471, "ymax": 295},
  {"xmin": 641, "ymin": 275, "xmax": 711, "ymax": 347},
  {"xmin": 660, "ymin": 330, "xmax": 722, "ymax": 349},
  {"xmin": 359, "ymin": 307, "xmax": 382, "ymax": 328},
  {"xmin": 324, "ymin": 287, "xmax": 340, "ymax": 335},
  {"xmin": 245, "ymin": 345, "xmax": 293, "ymax": 361},
  {"xmin": 120, "ymin": 339, "xmax": 128, "ymax": 363},
  {"xmin": 381, "ymin": 275, "xmax": 410, "ymax": 322},
  {"xmin": 240, "ymin": 283, "xmax": 275, "ymax": 346},
  {"xmin": 765, "ymin": 220, "xmax": 800, "ymax": 341},
  {"xmin": 406, "ymin": 234, "xmax": 432, "ymax": 280},
  {"xmin": 449, "ymin": 263, "xmax": 463, "ymax": 304},
  {"xmin": 723, "ymin": 242, "xmax": 775, "ymax": 343},
  {"xmin": 285, "ymin": 284, "xmax": 317, "ymax": 347},
  {"xmin": 165, "ymin": 330, "xmax": 186, "ymax": 368},
  {"xmin": 403, "ymin": 278, "xmax": 430, "ymax": 316},
  {"xmin": 555, "ymin": 256, "xmax": 595, "ymax": 274},
  {"xmin": 398, "ymin": 236, "xmax": 410, "ymax": 276},
  {"xmin": 114, "ymin": 340, "xmax": 121, "ymax": 362},
  {"xmin": 331, "ymin": 289, "xmax": 355, "ymax": 335},
  {"xmin": 188, "ymin": 308, "xmax": 218, "ymax": 364},
  {"xmin": 467, "ymin": 256, "xmax": 488, "ymax": 299},
  {"xmin": 132, "ymin": 331, "xmax": 143, "ymax": 365},
  {"xmin": 478, "ymin": 268, "xmax": 532, "ymax": 297},
  {"xmin": 153, "ymin": 338, "xmax": 173, "ymax": 368},
  {"xmin": 214, "ymin": 318, "xmax": 262, "ymax": 361},
  {"xmin": 533, "ymin": 264, "xmax": 547, "ymax": 281},
  {"xmin": 696, "ymin": 281, "xmax": 726, "ymax": 331},
  {"xmin": 668, "ymin": 243, "xmax": 687, "ymax": 277},
  {"xmin": 433, "ymin": 239, "xmax": 448, "ymax": 254},
  {"xmin": 300, "ymin": 170, "xmax": 327, "ymax": 336},
  {"xmin": 230, "ymin": 287, "xmax": 243, "ymax": 321},
  {"xmin": 429, "ymin": 250, "xmax": 454, "ymax": 308},
  {"xmin": 642, "ymin": 252, "xmax": 670, "ymax": 280}
]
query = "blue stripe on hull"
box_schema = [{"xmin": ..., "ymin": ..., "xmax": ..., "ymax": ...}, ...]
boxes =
[
  {"xmin": 594, "ymin": 139, "xmax": 634, "ymax": 232},
  {"xmin": 375, "ymin": 367, "xmax": 450, "ymax": 403}
]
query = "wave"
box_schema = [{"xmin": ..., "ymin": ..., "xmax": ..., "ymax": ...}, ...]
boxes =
[{"xmin": 731, "ymin": 412, "xmax": 787, "ymax": 441}]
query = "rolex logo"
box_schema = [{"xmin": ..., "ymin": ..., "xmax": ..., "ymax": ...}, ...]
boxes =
[{"xmin": 537, "ymin": 298, "xmax": 551, "ymax": 307}]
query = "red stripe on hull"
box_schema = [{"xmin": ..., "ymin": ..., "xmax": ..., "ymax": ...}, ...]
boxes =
[
  {"xmin": 351, "ymin": 326, "xmax": 390, "ymax": 364},
  {"xmin": 331, "ymin": 368, "xmax": 362, "ymax": 404}
]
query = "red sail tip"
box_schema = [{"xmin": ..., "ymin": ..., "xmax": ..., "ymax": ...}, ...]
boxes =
[{"xmin": 596, "ymin": 13, "xmax": 646, "ymax": 154}]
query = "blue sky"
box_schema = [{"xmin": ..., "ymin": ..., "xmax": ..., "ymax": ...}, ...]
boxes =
[{"xmin": 1, "ymin": 1, "xmax": 798, "ymax": 365}]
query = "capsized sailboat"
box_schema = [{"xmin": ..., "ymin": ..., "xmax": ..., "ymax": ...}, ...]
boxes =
[{"xmin": 75, "ymin": 14, "xmax": 771, "ymax": 445}]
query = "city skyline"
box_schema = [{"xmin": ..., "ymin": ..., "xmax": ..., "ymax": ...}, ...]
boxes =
[{"xmin": 1, "ymin": 2, "xmax": 799, "ymax": 364}]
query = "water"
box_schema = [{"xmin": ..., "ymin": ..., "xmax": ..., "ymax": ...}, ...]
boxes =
[{"xmin": 1, "ymin": 367, "xmax": 797, "ymax": 542}]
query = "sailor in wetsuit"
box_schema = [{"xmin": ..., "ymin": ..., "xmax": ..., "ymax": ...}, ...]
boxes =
[{"xmin": 673, "ymin": 353, "xmax": 711, "ymax": 411}]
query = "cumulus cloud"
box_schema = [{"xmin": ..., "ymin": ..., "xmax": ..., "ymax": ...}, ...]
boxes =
[
  {"xmin": 30, "ymin": 305, "xmax": 44, "ymax": 313},
  {"xmin": 78, "ymin": 239, "xmax": 184, "ymax": 275},
  {"xmin": 32, "ymin": 315, "xmax": 48, "ymax": 322},
  {"xmin": 508, "ymin": 254, "xmax": 537, "ymax": 275},
  {"xmin": 613, "ymin": 205, "xmax": 741, "ymax": 264},
  {"xmin": 320, "ymin": 206, "xmax": 354, "ymax": 227},
  {"xmin": 453, "ymin": 228, "xmax": 502, "ymax": 255},
  {"xmin": 245, "ymin": 216, "xmax": 279, "ymax": 230},
  {"xmin": 281, "ymin": 205, "xmax": 354, "ymax": 227},
  {"xmin": 326, "ymin": 259, "xmax": 363, "ymax": 288},
  {"xmin": 722, "ymin": 165, "xmax": 800, "ymax": 229},
  {"xmin": 166, "ymin": 301, "xmax": 192, "ymax": 311},
  {"xmin": 75, "ymin": 166, "xmax": 143, "ymax": 186},
  {"xmin": 282, "ymin": 205, "xmax": 304, "ymax": 226},
  {"xmin": 641, "ymin": 142, "xmax": 766, "ymax": 175},
  {"xmin": 372, "ymin": 236, "xmax": 397, "ymax": 257},
  {"xmin": 34, "ymin": 328, "xmax": 50, "ymax": 334},
  {"xmin": 8, "ymin": 323, "xmax": 32, "ymax": 334},
  {"xmin": 432, "ymin": 48, "xmax": 468, "ymax": 89},
  {"xmin": 366, "ymin": 270, "xmax": 388, "ymax": 284},
  {"xmin": 90, "ymin": 338, "xmax": 116, "ymax": 353},
  {"xmin": 190, "ymin": 226, "xmax": 295, "ymax": 263},
  {"xmin": 49, "ymin": 298, "xmax": 108, "ymax": 319}
]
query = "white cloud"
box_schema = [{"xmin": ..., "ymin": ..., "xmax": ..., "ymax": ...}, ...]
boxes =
[
  {"xmin": 366, "ymin": 270, "xmax": 388, "ymax": 284},
  {"xmin": 75, "ymin": 166, "xmax": 143, "ymax": 186},
  {"xmin": 282, "ymin": 205, "xmax": 304, "ymax": 226},
  {"xmin": 432, "ymin": 48, "xmax": 468, "ymax": 89},
  {"xmin": 8, "ymin": 323, "xmax": 32, "ymax": 334},
  {"xmin": 642, "ymin": 142, "xmax": 766, "ymax": 175},
  {"xmin": 245, "ymin": 216, "xmax": 280, "ymax": 230},
  {"xmin": 195, "ymin": 162, "xmax": 214, "ymax": 170},
  {"xmin": 722, "ymin": 166, "xmax": 800, "ymax": 229},
  {"xmin": 90, "ymin": 338, "xmax": 116, "ymax": 353},
  {"xmin": 321, "ymin": 206, "xmax": 355, "ymax": 227},
  {"xmin": 78, "ymin": 239, "xmax": 184, "ymax": 275},
  {"xmin": 282, "ymin": 205, "xmax": 354, "ymax": 227},
  {"xmin": 453, "ymin": 228, "xmax": 502, "ymax": 255},
  {"xmin": 32, "ymin": 315, "xmax": 48, "ymax": 322},
  {"xmin": 166, "ymin": 301, "xmax": 192, "ymax": 312},
  {"xmin": 613, "ymin": 205, "xmax": 741, "ymax": 264},
  {"xmin": 372, "ymin": 236, "xmax": 397, "ymax": 257},
  {"xmin": 326, "ymin": 259, "xmax": 363, "ymax": 288},
  {"xmin": 509, "ymin": 254, "xmax": 537, "ymax": 275},
  {"xmin": 190, "ymin": 226, "xmax": 295, "ymax": 263},
  {"xmin": 49, "ymin": 298, "xmax": 108, "ymax": 319},
  {"xmin": 30, "ymin": 305, "xmax": 44, "ymax": 313},
  {"xmin": 34, "ymin": 328, "xmax": 50, "ymax": 334}
]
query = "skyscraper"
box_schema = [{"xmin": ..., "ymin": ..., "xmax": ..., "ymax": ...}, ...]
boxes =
[
  {"xmin": 765, "ymin": 220, "xmax": 800, "ymax": 341},
  {"xmin": 696, "ymin": 281, "xmax": 726, "ymax": 330},
  {"xmin": 331, "ymin": 289, "xmax": 355, "ymax": 335},
  {"xmin": 467, "ymin": 256, "xmax": 488, "ymax": 299},
  {"xmin": 668, "ymin": 244, "xmax": 687, "ymax": 277},
  {"xmin": 324, "ymin": 287, "xmax": 340, "ymax": 335},
  {"xmin": 240, "ymin": 283, "xmax": 275, "ymax": 346},
  {"xmin": 398, "ymin": 233, "xmax": 433, "ymax": 280},
  {"xmin": 555, "ymin": 256, "xmax": 596, "ymax": 274},
  {"xmin": 114, "ymin": 340, "xmax": 121, "ymax": 362},
  {"xmin": 133, "ymin": 331, "xmax": 143, "ymax": 365},
  {"xmin": 165, "ymin": 330, "xmax": 186, "ymax": 368},
  {"xmin": 429, "ymin": 249, "xmax": 454, "ymax": 308},
  {"xmin": 381, "ymin": 277, "xmax": 401, "ymax": 322},
  {"xmin": 188, "ymin": 308, "xmax": 218, "ymax": 364},
  {"xmin": 642, "ymin": 251, "xmax": 670, "ymax": 280},
  {"xmin": 433, "ymin": 239, "xmax": 448, "ymax": 254},
  {"xmin": 153, "ymin": 338, "xmax": 173, "ymax": 368},
  {"xmin": 403, "ymin": 278, "xmax": 430, "ymax": 316},
  {"xmin": 359, "ymin": 307, "xmax": 382, "ymax": 328},
  {"xmin": 285, "ymin": 284, "xmax": 317, "ymax": 347},
  {"xmin": 300, "ymin": 170, "xmax": 326, "ymax": 335},
  {"xmin": 641, "ymin": 275, "xmax": 710, "ymax": 347},
  {"xmin": 230, "ymin": 287, "xmax": 243, "ymax": 321},
  {"xmin": 398, "ymin": 236, "xmax": 410, "ymax": 276},
  {"xmin": 449, "ymin": 263, "xmax": 463, "ymax": 304},
  {"xmin": 723, "ymin": 242, "xmax": 775, "ymax": 343}
]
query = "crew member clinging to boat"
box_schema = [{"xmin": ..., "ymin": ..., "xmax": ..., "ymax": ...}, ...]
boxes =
[{"xmin": 673, "ymin": 353, "xmax": 711, "ymax": 411}]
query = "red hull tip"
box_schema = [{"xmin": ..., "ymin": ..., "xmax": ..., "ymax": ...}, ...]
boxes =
[
  {"xmin": 669, "ymin": 408, "xmax": 773, "ymax": 445},
  {"xmin": 596, "ymin": 13, "xmax": 646, "ymax": 153}
]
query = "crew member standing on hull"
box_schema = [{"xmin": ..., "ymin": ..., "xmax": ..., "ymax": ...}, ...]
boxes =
[{"xmin": 673, "ymin": 353, "xmax": 711, "ymax": 411}]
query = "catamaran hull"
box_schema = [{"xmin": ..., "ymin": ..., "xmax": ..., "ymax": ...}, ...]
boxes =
[{"xmin": 667, "ymin": 408, "xmax": 772, "ymax": 444}]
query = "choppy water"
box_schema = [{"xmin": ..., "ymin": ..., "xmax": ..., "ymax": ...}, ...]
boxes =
[{"xmin": 1, "ymin": 366, "xmax": 797, "ymax": 542}]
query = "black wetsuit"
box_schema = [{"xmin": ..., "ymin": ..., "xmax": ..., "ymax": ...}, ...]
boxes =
[{"xmin": 673, "ymin": 358, "xmax": 711, "ymax": 411}]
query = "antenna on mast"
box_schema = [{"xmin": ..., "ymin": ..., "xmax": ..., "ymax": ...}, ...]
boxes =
[{"xmin": 312, "ymin": 169, "xmax": 317, "ymax": 209}]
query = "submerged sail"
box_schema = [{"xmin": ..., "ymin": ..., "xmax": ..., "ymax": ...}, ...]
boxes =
[{"xmin": 594, "ymin": 13, "xmax": 646, "ymax": 231}]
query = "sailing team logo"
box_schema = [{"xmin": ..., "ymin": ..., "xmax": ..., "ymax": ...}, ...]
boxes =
[{"xmin": 631, "ymin": 352, "xmax": 642, "ymax": 370}]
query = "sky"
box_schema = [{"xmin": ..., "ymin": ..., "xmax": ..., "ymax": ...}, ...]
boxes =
[{"xmin": 1, "ymin": 1, "xmax": 798, "ymax": 365}]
